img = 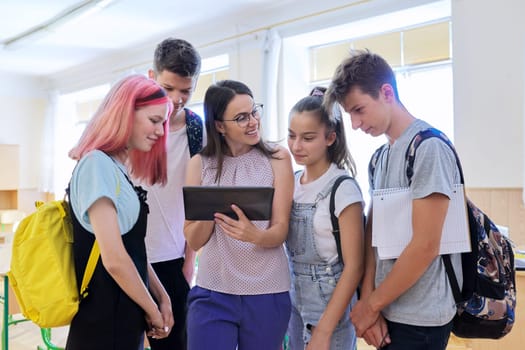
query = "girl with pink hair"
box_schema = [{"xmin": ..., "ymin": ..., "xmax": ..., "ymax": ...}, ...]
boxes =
[{"xmin": 66, "ymin": 74, "xmax": 174, "ymax": 349}]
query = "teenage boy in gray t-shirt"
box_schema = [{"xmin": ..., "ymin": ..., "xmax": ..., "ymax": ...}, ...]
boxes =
[{"xmin": 324, "ymin": 50, "xmax": 462, "ymax": 350}]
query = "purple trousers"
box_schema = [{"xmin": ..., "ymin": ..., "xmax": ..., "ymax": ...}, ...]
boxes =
[{"xmin": 187, "ymin": 286, "xmax": 291, "ymax": 350}]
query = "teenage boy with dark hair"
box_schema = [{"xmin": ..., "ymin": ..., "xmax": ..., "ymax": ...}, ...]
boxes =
[
  {"xmin": 325, "ymin": 50, "xmax": 462, "ymax": 350},
  {"xmin": 145, "ymin": 37, "xmax": 204, "ymax": 350}
]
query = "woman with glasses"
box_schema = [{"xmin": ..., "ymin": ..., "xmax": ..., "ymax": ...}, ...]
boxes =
[{"xmin": 184, "ymin": 80, "xmax": 294, "ymax": 350}]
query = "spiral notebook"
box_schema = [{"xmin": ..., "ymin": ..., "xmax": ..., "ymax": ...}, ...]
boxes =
[
  {"xmin": 183, "ymin": 186, "xmax": 274, "ymax": 220},
  {"xmin": 372, "ymin": 184, "xmax": 471, "ymax": 260}
]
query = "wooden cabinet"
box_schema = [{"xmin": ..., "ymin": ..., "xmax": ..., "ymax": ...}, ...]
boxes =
[
  {"xmin": 0, "ymin": 144, "xmax": 20, "ymax": 233},
  {"xmin": 0, "ymin": 144, "xmax": 19, "ymax": 191}
]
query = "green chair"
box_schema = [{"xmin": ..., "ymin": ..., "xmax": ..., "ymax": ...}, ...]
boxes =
[{"xmin": 37, "ymin": 328, "xmax": 63, "ymax": 350}]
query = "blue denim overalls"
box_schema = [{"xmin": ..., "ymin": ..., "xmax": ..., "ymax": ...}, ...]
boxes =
[{"xmin": 286, "ymin": 176, "xmax": 357, "ymax": 350}]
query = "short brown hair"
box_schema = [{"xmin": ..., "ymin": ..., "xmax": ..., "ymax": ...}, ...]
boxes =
[{"xmin": 324, "ymin": 49, "xmax": 399, "ymax": 112}]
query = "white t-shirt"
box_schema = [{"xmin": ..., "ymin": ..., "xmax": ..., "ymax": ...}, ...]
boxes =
[
  {"xmin": 143, "ymin": 126, "xmax": 189, "ymax": 263},
  {"xmin": 294, "ymin": 164, "xmax": 364, "ymax": 263}
]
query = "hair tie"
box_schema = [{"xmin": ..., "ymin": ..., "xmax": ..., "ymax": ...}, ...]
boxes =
[
  {"xmin": 331, "ymin": 103, "xmax": 343, "ymax": 122},
  {"xmin": 311, "ymin": 88, "xmax": 325, "ymax": 97},
  {"xmin": 136, "ymin": 88, "xmax": 167, "ymax": 106}
]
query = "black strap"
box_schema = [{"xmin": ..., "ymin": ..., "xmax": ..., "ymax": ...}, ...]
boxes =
[
  {"xmin": 329, "ymin": 175, "xmax": 354, "ymax": 265},
  {"xmin": 368, "ymin": 144, "xmax": 386, "ymax": 190},
  {"xmin": 442, "ymin": 254, "xmax": 462, "ymax": 303},
  {"xmin": 406, "ymin": 128, "xmax": 465, "ymax": 303}
]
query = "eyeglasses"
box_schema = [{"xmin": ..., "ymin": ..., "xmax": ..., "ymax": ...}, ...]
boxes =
[{"xmin": 222, "ymin": 103, "xmax": 263, "ymax": 128}]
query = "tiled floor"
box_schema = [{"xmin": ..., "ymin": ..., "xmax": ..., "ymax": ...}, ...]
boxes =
[
  {"xmin": 1, "ymin": 322, "xmax": 468, "ymax": 350},
  {"xmin": 1, "ymin": 319, "xmax": 471, "ymax": 350},
  {"xmin": 2, "ymin": 318, "xmax": 68, "ymax": 350},
  {"xmin": 2, "ymin": 317, "xmax": 377, "ymax": 350}
]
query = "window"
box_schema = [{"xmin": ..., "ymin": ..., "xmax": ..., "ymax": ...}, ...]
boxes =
[
  {"xmin": 53, "ymin": 84, "xmax": 110, "ymax": 197},
  {"xmin": 187, "ymin": 54, "xmax": 230, "ymax": 118},
  {"xmin": 283, "ymin": 1, "xmax": 452, "ymax": 208},
  {"xmin": 309, "ymin": 21, "xmax": 450, "ymax": 82}
]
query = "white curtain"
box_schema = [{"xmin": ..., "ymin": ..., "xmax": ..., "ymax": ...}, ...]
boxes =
[{"xmin": 261, "ymin": 28, "xmax": 282, "ymax": 142}]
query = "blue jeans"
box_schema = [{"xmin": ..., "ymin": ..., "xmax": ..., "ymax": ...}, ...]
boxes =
[
  {"xmin": 187, "ymin": 286, "xmax": 291, "ymax": 350},
  {"xmin": 382, "ymin": 320, "xmax": 453, "ymax": 350},
  {"xmin": 287, "ymin": 261, "xmax": 356, "ymax": 350},
  {"xmin": 286, "ymin": 177, "xmax": 358, "ymax": 350}
]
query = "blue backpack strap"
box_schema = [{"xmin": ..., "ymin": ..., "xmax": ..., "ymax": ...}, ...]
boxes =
[
  {"xmin": 329, "ymin": 175, "xmax": 354, "ymax": 264},
  {"xmin": 185, "ymin": 109, "xmax": 204, "ymax": 157},
  {"xmin": 404, "ymin": 127, "xmax": 465, "ymax": 302}
]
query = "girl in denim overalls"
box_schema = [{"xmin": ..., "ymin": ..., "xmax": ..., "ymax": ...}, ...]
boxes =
[{"xmin": 286, "ymin": 87, "xmax": 365, "ymax": 350}]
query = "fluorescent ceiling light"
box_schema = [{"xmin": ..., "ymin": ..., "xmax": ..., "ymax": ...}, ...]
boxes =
[{"xmin": 1, "ymin": 0, "xmax": 115, "ymax": 50}]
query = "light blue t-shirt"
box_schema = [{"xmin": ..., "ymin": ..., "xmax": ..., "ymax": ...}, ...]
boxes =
[
  {"xmin": 370, "ymin": 119, "xmax": 463, "ymax": 327},
  {"xmin": 70, "ymin": 150, "xmax": 140, "ymax": 235}
]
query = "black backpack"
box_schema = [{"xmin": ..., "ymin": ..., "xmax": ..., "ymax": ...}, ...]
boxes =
[
  {"xmin": 329, "ymin": 175, "xmax": 366, "ymax": 265},
  {"xmin": 369, "ymin": 127, "xmax": 516, "ymax": 339},
  {"xmin": 329, "ymin": 175, "xmax": 353, "ymax": 264}
]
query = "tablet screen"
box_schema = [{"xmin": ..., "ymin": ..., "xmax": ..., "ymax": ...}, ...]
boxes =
[{"xmin": 182, "ymin": 186, "xmax": 274, "ymax": 220}]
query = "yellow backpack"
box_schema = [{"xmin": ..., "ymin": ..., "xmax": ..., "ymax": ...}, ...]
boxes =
[{"xmin": 7, "ymin": 199, "xmax": 99, "ymax": 328}]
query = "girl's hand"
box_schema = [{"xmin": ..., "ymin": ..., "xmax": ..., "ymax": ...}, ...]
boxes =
[
  {"xmin": 306, "ymin": 324, "xmax": 331, "ymax": 350},
  {"xmin": 158, "ymin": 300, "xmax": 174, "ymax": 335},
  {"xmin": 145, "ymin": 308, "xmax": 169, "ymax": 339}
]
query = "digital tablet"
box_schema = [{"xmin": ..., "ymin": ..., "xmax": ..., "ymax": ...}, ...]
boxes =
[{"xmin": 182, "ymin": 186, "xmax": 274, "ymax": 220}]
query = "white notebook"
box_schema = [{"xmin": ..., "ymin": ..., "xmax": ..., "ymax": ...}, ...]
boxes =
[{"xmin": 372, "ymin": 184, "xmax": 471, "ymax": 260}]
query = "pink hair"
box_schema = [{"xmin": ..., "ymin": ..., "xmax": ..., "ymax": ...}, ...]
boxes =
[{"xmin": 69, "ymin": 74, "xmax": 172, "ymax": 185}]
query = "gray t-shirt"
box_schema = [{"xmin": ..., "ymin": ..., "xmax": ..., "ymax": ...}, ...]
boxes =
[{"xmin": 370, "ymin": 119, "xmax": 463, "ymax": 326}]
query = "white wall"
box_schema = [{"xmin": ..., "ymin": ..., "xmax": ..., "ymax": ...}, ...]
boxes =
[
  {"xmin": 0, "ymin": 72, "xmax": 48, "ymax": 189},
  {"xmin": 452, "ymin": 0, "xmax": 525, "ymax": 188}
]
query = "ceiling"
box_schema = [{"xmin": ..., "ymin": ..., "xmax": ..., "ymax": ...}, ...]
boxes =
[
  {"xmin": 0, "ymin": 0, "xmax": 445, "ymax": 79},
  {"xmin": 0, "ymin": 0, "xmax": 294, "ymax": 77}
]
